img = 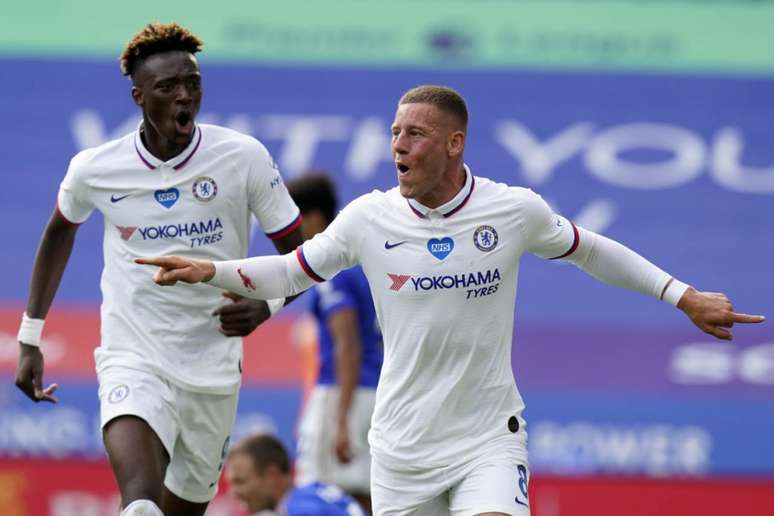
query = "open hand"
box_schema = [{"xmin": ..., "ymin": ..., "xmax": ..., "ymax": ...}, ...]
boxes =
[
  {"xmin": 135, "ymin": 256, "xmax": 215, "ymax": 286},
  {"xmin": 15, "ymin": 343, "xmax": 59, "ymax": 403},
  {"xmin": 678, "ymin": 287, "xmax": 765, "ymax": 340}
]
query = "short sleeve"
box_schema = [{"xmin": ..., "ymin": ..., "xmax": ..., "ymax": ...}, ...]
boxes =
[
  {"xmin": 245, "ymin": 139, "xmax": 301, "ymax": 239},
  {"xmin": 518, "ymin": 188, "xmax": 578, "ymax": 260},
  {"xmin": 296, "ymin": 194, "xmax": 369, "ymax": 282},
  {"xmin": 57, "ymin": 153, "xmax": 95, "ymax": 224}
]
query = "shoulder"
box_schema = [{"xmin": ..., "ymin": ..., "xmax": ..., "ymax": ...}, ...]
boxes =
[
  {"xmin": 285, "ymin": 485, "xmax": 326, "ymax": 513},
  {"xmin": 338, "ymin": 189, "xmax": 388, "ymax": 221},
  {"xmin": 199, "ymin": 124, "xmax": 274, "ymax": 161},
  {"xmin": 473, "ymin": 176, "xmax": 531, "ymax": 202},
  {"xmin": 67, "ymin": 132, "xmax": 134, "ymax": 178},
  {"xmin": 477, "ymin": 176, "xmax": 549, "ymax": 211},
  {"xmin": 508, "ymin": 186, "xmax": 551, "ymax": 213}
]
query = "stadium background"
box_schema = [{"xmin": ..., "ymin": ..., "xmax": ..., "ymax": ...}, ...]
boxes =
[{"xmin": 1, "ymin": 1, "xmax": 773, "ymax": 514}]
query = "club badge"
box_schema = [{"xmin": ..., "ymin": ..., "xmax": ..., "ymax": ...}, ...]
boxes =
[
  {"xmin": 108, "ymin": 384, "xmax": 130, "ymax": 404},
  {"xmin": 473, "ymin": 225, "xmax": 498, "ymax": 252},
  {"xmin": 193, "ymin": 176, "xmax": 218, "ymax": 202}
]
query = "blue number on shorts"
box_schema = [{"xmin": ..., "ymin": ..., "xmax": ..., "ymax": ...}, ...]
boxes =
[{"xmin": 517, "ymin": 464, "xmax": 529, "ymax": 503}]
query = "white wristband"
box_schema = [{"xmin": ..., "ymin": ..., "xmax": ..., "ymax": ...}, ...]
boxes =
[
  {"xmin": 267, "ymin": 298, "xmax": 285, "ymax": 316},
  {"xmin": 18, "ymin": 312, "xmax": 45, "ymax": 347},
  {"xmin": 660, "ymin": 278, "xmax": 690, "ymax": 306}
]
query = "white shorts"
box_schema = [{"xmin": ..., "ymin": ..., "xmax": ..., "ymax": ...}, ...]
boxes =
[
  {"xmin": 371, "ymin": 435, "xmax": 531, "ymax": 516},
  {"xmin": 295, "ymin": 385, "xmax": 376, "ymax": 494},
  {"xmin": 98, "ymin": 366, "xmax": 239, "ymax": 503}
]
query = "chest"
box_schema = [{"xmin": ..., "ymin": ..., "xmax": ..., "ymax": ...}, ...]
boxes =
[
  {"xmin": 91, "ymin": 166, "xmax": 247, "ymax": 227},
  {"xmin": 359, "ymin": 210, "xmax": 523, "ymax": 301}
]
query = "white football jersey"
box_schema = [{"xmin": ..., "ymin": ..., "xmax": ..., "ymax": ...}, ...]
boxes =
[
  {"xmin": 57, "ymin": 123, "xmax": 300, "ymax": 393},
  {"xmin": 298, "ymin": 166, "xmax": 577, "ymax": 469}
]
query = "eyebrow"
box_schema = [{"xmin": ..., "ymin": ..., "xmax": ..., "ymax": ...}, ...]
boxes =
[
  {"xmin": 392, "ymin": 123, "xmax": 432, "ymax": 131},
  {"xmin": 152, "ymin": 70, "xmax": 201, "ymax": 82}
]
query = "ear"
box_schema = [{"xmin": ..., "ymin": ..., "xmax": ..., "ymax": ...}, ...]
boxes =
[
  {"xmin": 447, "ymin": 130, "xmax": 465, "ymax": 157},
  {"xmin": 131, "ymin": 85, "xmax": 143, "ymax": 107}
]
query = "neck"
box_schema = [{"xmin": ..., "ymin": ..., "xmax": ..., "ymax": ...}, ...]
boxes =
[
  {"xmin": 140, "ymin": 119, "xmax": 192, "ymax": 162},
  {"xmin": 274, "ymin": 475, "xmax": 293, "ymax": 507},
  {"xmin": 417, "ymin": 162, "xmax": 466, "ymax": 209}
]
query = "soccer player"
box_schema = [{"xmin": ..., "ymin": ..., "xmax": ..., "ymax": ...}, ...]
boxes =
[
  {"xmin": 138, "ymin": 85, "xmax": 765, "ymax": 516},
  {"xmin": 287, "ymin": 173, "xmax": 382, "ymax": 514},
  {"xmin": 14, "ymin": 23, "xmax": 303, "ymax": 516},
  {"xmin": 226, "ymin": 433, "xmax": 366, "ymax": 516}
]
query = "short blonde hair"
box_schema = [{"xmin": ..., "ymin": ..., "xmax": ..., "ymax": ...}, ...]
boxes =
[{"xmin": 399, "ymin": 85, "xmax": 468, "ymax": 130}]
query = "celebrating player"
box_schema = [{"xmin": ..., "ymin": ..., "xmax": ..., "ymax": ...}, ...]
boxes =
[
  {"xmin": 226, "ymin": 433, "xmax": 365, "ymax": 516},
  {"xmin": 14, "ymin": 23, "xmax": 303, "ymax": 516},
  {"xmin": 138, "ymin": 85, "xmax": 765, "ymax": 515},
  {"xmin": 287, "ymin": 173, "xmax": 382, "ymax": 514}
]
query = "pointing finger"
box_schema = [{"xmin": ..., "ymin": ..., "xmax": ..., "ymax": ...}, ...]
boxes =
[
  {"xmin": 135, "ymin": 256, "xmax": 170, "ymax": 266},
  {"xmin": 731, "ymin": 313, "xmax": 766, "ymax": 324}
]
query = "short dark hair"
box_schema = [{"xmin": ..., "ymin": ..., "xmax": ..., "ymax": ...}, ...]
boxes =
[
  {"xmin": 287, "ymin": 172, "xmax": 338, "ymax": 225},
  {"xmin": 228, "ymin": 433, "xmax": 290, "ymax": 474},
  {"xmin": 120, "ymin": 22, "xmax": 203, "ymax": 78},
  {"xmin": 399, "ymin": 85, "xmax": 468, "ymax": 130}
]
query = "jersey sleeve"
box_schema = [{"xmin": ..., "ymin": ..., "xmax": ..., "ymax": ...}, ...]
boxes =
[
  {"xmin": 517, "ymin": 188, "xmax": 578, "ymax": 259},
  {"xmin": 296, "ymin": 195, "xmax": 368, "ymax": 283},
  {"xmin": 245, "ymin": 139, "xmax": 301, "ymax": 239},
  {"xmin": 57, "ymin": 152, "xmax": 95, "ymax": 224}
]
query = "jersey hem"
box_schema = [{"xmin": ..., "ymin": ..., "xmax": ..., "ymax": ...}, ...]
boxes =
[
  {"xmin": 266, "ymin": 212, "xmax": 302, "ymax": 240},
  {"xmin": 296, "ymin": 247, "xmax": 325, "ymax": 282},
  {"xmin": 96, "ymin": 360, "xmax": 241, "ymax": 395},
  {"xmin": 55, "ymin": 203, "xmax": 83, "ymax": 226},
  {"xmin": 550, "ymin": 221, "xmax": 580, "ymax": 260}
]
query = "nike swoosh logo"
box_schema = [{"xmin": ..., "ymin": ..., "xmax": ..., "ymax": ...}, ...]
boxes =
[
  {"xmin": 515, "ymin": 498, "xmax": 528, "ymax": 507},
  {"xmin": 110, "ymin": 194, "xmax": 131, "ymax": 203},
  {"xmin": 384, "ymin": 240, "xmax": 406, "ymax": 249}
]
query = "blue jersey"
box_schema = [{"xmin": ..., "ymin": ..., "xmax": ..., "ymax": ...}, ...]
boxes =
[
  {"xmin": 283, "ymin": 482, "xmax": 365, "ymax": 515},
  {"xmin": 309, "ymin": 266, "xmax": 383, "ymax": 387}
]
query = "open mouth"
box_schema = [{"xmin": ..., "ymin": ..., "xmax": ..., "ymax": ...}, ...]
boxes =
[
  {"xmin": 175, "ymin": 111, "xmax": 193, "ymax": 134},
  {"xmin": 397, "ymin": 163, "xmax": 410, "ymax": 174}
]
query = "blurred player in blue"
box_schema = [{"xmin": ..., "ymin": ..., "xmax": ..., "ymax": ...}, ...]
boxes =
[
  {"xmin": 225, "ymin": 433, "xmax": 365, "ymax": 515},
  {"xmin": 287, "ymin": 173, "xmax": 382, "ymax": 514}
]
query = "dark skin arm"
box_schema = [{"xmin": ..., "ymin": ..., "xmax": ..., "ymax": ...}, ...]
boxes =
[
  {"xmin": 15, "ymin": 208, "xmax": 80, "ymax": 403},
  {"xmin": 212, "ymin": 227, "xmax": 304, "ymax": 336},
  {"xmin": 327, "ymin": 308, "xmax": 362, "ymax": 464}
]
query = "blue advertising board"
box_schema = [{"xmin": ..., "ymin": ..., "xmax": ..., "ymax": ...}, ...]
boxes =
[{"xmin": 1, "ymin": 57, "xmax": 772, "ymax": 476}]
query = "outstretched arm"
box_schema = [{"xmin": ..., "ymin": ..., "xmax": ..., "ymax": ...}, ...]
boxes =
[
  {"xmin": 564, "ymin": 227, "xmax": 765, "ymax": 340},
  {"xmin": 136, "ymin": 249, "xmax": 318, "ymax": 300},
  {"xmin": 213, "ymin": 228, "xmax": 305, "ymax": 336},
  {"xmin": 16, "ymin": 208, "xmax": 78, "ymax": 403}
]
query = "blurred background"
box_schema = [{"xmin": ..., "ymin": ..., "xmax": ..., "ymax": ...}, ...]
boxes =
[{"xmin": 1, "ymin": 1, "xmax": 773, "ymax": 514}]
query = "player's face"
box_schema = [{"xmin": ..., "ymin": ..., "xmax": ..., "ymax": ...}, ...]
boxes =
[
  {"xmin": 131, "ymin": 51, "xmax": 202, "ymax": 150},
  {"xmin": 225, "ymin": 454, "xmax": 275, "ymax": 512},
  {"xmin": 391, "ymin": 102, "xmax": 463, "ymax": 208}
]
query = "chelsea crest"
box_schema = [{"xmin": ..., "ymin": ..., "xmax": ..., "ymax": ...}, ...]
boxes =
[
  {"xmin": 473, "ymin": 225, "xmax": 498, "ymax": 252},
  {"xmin": 193, "ymin": 176, "xmax": 218, "ymax": 202}
]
